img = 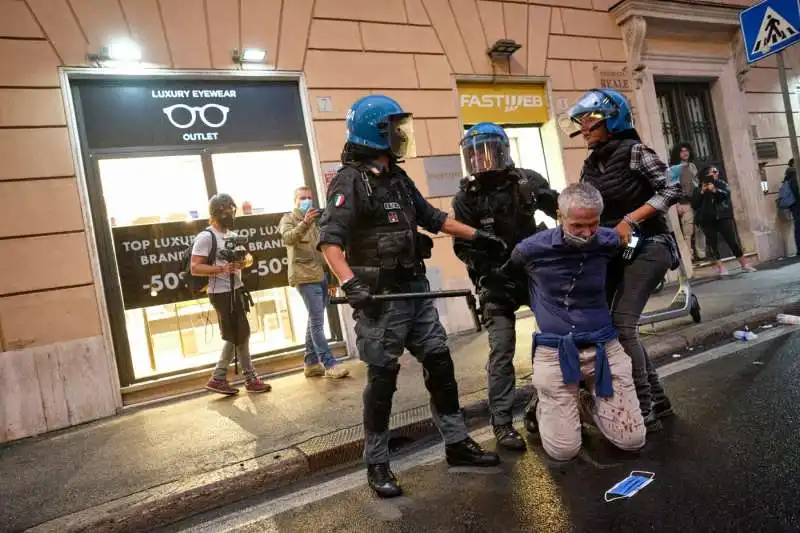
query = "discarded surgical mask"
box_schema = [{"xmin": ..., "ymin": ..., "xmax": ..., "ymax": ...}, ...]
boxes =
[{"xmin": 604, "ymin": 471, "xmax": 655, "ymax": 502}]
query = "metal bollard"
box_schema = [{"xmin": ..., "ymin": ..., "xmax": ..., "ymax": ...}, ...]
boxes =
[{"xmin": 330, "ymin": 289, "xmax": 483, "ymax": 332}]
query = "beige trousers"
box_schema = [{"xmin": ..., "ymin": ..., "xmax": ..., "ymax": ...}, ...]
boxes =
[
  {"xmin": 677, "ymin": 203, "xmax": 695, "ymax": 243},
  {"xmin": 531, "ymin": 339, "xmax": 646, "ymax": 461}
]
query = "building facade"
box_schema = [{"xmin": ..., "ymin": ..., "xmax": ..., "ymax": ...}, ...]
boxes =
[{"xmin": 0, "ymin": 0, "xmax": 794, "ymax": 442}]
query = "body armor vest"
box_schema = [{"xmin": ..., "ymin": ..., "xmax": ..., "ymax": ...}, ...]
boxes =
[
  {"xmin": 581, "ymin": 139, "xmax": 669, "ymax": 236},
  {"xmin": 460, "ymin": 168, "xmax": 540, "ymax": 258},
  {"xmin": 345, "ymin": 164, "xmax": 423, "ymax": 276}
]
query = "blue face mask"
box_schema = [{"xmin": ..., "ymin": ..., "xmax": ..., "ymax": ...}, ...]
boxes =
[{"xmin": 299, "ymin": 199, "xmax": 313, "ymax": 213}]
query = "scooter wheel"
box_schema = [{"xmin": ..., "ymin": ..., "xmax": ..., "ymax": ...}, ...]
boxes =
[{"xmin": 690, "ymin": 294, "xmax": 701, "ymax": 323}]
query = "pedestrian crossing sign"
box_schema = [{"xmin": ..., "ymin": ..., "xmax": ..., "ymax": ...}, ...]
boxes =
[{"xmin": 740, "ymin": 0, "xmax": 800, "ymax": 63}]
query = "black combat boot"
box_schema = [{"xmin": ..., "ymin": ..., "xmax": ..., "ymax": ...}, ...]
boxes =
[
  {"xmin": 523, "ymin": 398, "xmax": 539, "ymax": 435},
  {"xmin": 367, "ymin": 462, "xmax": 403, "ymax": 498},
  {"xmin": 445, "ymin": 437, "xmax": 501, "ymax": 467},
  {"xmin": 653, "ymin": 397, "xmax": 674, "ymax": 419},
  {"xmin": 493, "ymin": 424, "xmax": 526, "ymax": 451}
]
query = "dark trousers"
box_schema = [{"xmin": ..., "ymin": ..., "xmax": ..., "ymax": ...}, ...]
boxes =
[
  {"xmin": 606, "ymin": 240, "xmax": 670, "ymax": 416},
  {"xmin": 485, "ymin": 313, "xmax": 517, "ymax": 427},
  {"xmin": 791, "ymin": 208, "xmax": 800, "ymax": 253},
  {"xmin": 699, "ymin": 218, "xmax": 743, "ymax": 260},
  {"xmin": 354, "ymin": 279, "xmax": 468, "ymax": 464}
]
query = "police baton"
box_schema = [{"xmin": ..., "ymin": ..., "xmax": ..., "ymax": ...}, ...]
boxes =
[{"xmin": 330, "ymin": 290, "xmax": 483, "ymax": 332}]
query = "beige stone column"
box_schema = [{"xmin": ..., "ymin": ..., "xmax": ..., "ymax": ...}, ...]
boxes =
[{"xmin": 713, "ymin": 54, "xmax": 784, "ymax": 261}]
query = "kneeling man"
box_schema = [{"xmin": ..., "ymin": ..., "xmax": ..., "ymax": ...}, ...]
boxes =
[{"xmin": 502, "ymin": 183, "xmax": 646, "ymax": 461}]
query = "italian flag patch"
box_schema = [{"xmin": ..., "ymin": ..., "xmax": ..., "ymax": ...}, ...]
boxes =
[{"xmin": 333, "ymin": 193, "xmax": 345, "ymax": 207}]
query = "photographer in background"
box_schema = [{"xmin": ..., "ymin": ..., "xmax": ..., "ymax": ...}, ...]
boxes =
[
  {"xmin": 191, "ymin": 193, "xmax": 271, "ymax": 395},
  {"xmin": 280, "ymin": 186, "xmax": 349, "ymax": 379},
  {"xmin": 691, "ymin": 166, "xmax": 756, "ymax": 276}
]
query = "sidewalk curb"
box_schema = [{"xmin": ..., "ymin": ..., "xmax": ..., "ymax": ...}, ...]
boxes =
[{"xmin": 25, "ymin": 298, "xmax": 800, "ymax": 533}]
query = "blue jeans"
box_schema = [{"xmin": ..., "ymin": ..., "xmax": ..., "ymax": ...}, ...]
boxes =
[{"xmin": 296, "ymin": 280, "xmax": 338, "ymax": 368}]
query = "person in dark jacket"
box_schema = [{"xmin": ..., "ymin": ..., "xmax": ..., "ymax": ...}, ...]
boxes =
[
  {"xmin": 691, "ymin": 166, "xmax": 756, "ymax": 276},
  {"xmin": 452, "ymin": 122, "xmax": 559, "ymax": 450},
  {"xmin": 562, "ymin": 88, "xmax": 678, "ymax": 432},
  {"xmin": 318, "ymin": 94, "xmax": 503, "ymax": 498},
  {"xmin": 783, "ymin": 158, "xmax": 800, "ymax": 254}
]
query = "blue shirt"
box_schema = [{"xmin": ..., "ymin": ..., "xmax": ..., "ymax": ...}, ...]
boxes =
[{"xmin": 509, "ymin": 227, "xmax": 621, "ymax": 336}]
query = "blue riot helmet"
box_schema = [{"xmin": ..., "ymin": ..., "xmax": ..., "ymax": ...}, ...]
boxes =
[
  {"xmin": 345, "ymin": 95, "xmax": 416, "ymax": 158},
  {"xmin": 558, "ymin": 88, "xmax": 634, "ymax": 140},
  {"xmin": 460, "ymin": 122, "xmax": 513, "ymax": 176}
]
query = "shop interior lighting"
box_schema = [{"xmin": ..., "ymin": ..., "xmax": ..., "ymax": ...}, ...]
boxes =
[
  {"xmin": 487, "ymin": 39, "xmax": 522, "ymax": 60},
  {"xmin": 88, "ymin": 39, "xmax": 142, "ymax": 65},
  {"xmin": 232, "ymin": 48, "xmax": 268, "ymax": 64}
]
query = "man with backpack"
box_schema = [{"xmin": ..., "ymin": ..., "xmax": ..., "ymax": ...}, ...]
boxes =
[
  {"xmin": 779, "ymin": 158, "xmax": 800, "ymax": 255},
  {"xmin": 190, "ymin": 193, "xmax": 271, "ymax": 395}
]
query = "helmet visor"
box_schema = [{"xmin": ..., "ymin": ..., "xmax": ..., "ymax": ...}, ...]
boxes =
[
  {"xmin": 387, "ymin": 114, "xmax": 416, "ymax": 158},
  {"xmin": 460, "ymin": 136, "xmax": 510, "ymax": 175},
  {"xmin": 557, "ymin": 91, "xmax": 618, "ymax": 138}
]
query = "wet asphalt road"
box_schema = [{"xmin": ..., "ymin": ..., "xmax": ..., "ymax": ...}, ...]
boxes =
[{"xmin": 163, "ymin": 331, "xmax": 800, "ymax": 533}]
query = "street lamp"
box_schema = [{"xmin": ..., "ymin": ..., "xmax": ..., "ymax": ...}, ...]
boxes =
[
  {"xmin": 232, "ymin": 48, "xmax": 268, "ymax": 65},
  {"xmin": 487, "ymin": 39, "xmax": 521, "ymax": 61},
  {"xmin": 88, "ymin": 38, "xmax": 142, "ymax": 65}
]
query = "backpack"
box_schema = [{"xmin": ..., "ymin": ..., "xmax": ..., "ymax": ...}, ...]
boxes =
[
  {"xmin": 777, "ymin": 180, "xmax": 796, "ymax": 209},
  {"xmin": 180, "ymin": 228, "xmax": 217, "ymax": 297}
]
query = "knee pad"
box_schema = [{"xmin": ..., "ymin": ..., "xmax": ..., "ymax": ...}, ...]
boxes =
[
  {"xmin": 421, "ymin": 351, "xmax": 460, "ymax": 415},
  {"xmin": 363, "ymin": 364, "xmax": 400, "ymax": 433}
]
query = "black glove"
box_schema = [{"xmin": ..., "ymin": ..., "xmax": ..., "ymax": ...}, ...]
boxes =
[
  {"xmin": 477, "ymin": 269, "xmax": 518, "ymax": 310},
  {"xmin": 474, "ymin": 229, "xmax": 508, "ymax": 255},
  {"xmin": 341, "ymin": 277, "xmax": 373, "ymax": 310}
]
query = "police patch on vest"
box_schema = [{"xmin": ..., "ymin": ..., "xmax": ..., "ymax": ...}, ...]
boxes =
[
  {"xmin": 387, "ymin": 211, "xmax": 399, "ymax": 223},
  {"xmin": 384, "ymin": 202, "xmax": 402, "ymax": 210},
  {"xmin": 333, "ymin": 193, "xmax": 345, "ymax": 208},
  {"xmin": 480, "ymin": 217, "xmax": 494, "ymax": 225}
]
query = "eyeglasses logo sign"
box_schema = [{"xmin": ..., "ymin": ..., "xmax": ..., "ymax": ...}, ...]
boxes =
[{"xmin": 152, "ymin": 88, "xmax": 237, "ymax": 142}]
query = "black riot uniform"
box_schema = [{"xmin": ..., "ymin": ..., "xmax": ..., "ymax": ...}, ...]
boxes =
[
  {"xmin": 319, "ymin": 158, "xmax": 501, "ymax": 498},
  {"xmin": 452, "ymin": 166, "xmax": 558, "ymax": 449}
]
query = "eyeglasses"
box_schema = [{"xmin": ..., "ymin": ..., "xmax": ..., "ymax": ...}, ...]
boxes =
[{"xmin": 162, "ymin": 103, "xmax": 230, "ymax": 129}]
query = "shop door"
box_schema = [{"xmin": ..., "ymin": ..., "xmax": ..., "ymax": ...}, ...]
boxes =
[{"xmin": 655, "ymin": 81, "xmax": 725, "ymax": 173}]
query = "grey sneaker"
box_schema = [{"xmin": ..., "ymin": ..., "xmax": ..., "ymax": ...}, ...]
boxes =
[
  {"xmin": 304, "ymin": 363, "xmax": 325, "ymax": 378},
  {"xmin": 324, "ymin": 366, "xmax": 350, "ymax": 379}
]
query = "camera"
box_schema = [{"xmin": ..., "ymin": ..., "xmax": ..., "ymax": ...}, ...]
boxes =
[{"xmin": 218, "ymin": 233, "xmax": 249, "ymax": 263}]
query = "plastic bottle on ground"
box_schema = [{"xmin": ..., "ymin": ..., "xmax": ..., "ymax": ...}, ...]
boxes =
[{"xmin": 777, "ymin": 313, "xmax": 800, "ymax": 325}]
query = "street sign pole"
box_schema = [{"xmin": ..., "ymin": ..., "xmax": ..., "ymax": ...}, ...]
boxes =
[{"xmin": 776, "ymin": 50, "xmax": 800, "ymax": 172}]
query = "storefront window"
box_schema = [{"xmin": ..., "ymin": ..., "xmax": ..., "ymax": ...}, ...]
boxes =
[
  {"xmin": 72, "ymin": 77, "xmax": 339, "ymax": 386},
  {"xmin": 97, "ymin": 151, "xmax": 330, "ymax": 380}
]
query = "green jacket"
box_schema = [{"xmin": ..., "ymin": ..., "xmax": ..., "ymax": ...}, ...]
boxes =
[{"xmin": 279, "ymin": 209, "xmax": 326, "ymax": 286}]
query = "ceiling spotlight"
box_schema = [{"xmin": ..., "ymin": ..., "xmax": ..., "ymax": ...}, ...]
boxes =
[
  {"xmin": 88, "ymin": 38, "xmax": 142, "ymax": 64},
  {"xmin": 487, "ymin": 39, "xmax": 521, "ymax": 61},
  {"xmin": 232, "ymin": 48, "xmax": 267, "ymax": 64}
]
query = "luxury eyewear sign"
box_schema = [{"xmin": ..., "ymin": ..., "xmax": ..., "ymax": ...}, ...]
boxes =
[
  {"xmin": 153, "ymin": 89, "xmax": 237, "ymax": 142},
  {"xmin": 73, "ymin": 79, "xmax": 308, "ymax": 150}
]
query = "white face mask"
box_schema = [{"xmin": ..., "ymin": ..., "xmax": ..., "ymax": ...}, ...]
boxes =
[{"xmin": 562, "ymin": 228, "xmax": 595, "ymax": 248}]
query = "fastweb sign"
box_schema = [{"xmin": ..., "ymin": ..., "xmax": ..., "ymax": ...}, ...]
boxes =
[{"xmin": 458, "ymin": 83, "xmax": 549, "ymax": 125}]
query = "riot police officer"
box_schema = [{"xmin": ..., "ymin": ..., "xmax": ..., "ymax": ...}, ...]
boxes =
[
  {"xmin": 452, "ymin": 122, "xmax": 559, "ymax": 451},
  {"xmin": 318, "ymin": 95, "xmax": 505, "ymax": 498},
  {"xmin": 562, "ymin": 88, "xmax": 679, "ymax": 431}
]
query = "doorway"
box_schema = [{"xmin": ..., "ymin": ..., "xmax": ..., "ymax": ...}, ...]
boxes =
[
  {"xmin": 655, "ymin": 81, "xmax": 725, "ymax": 171},
  {"xmin": 656, "ymin": 80, "xmax": 736, "ymax": 260}
]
